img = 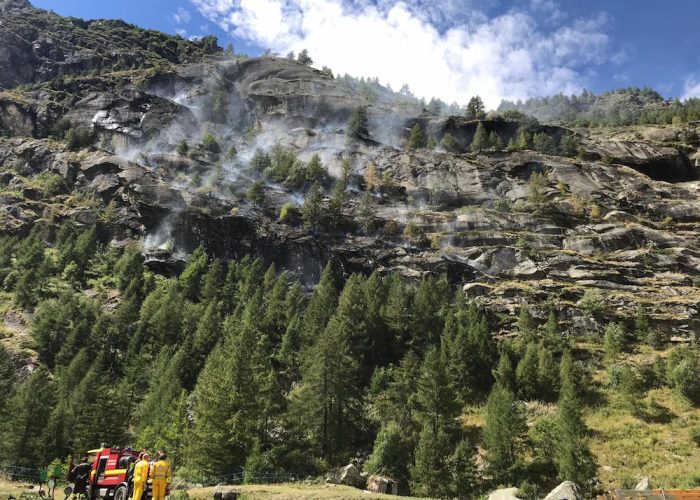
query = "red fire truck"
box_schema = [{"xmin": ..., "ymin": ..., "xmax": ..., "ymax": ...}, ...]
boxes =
[{"xmin": 68, "ymin": 446, "xmax": 169, "ymax": 500}]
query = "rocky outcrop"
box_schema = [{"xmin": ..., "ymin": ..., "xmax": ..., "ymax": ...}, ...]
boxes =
[
  {"xmin": 338, "ymin": 463, "xmax": 366, "ymax": 489},
  {"xmin": 543, "ymin": 481, "xmax": 582, "ymax": 500}
]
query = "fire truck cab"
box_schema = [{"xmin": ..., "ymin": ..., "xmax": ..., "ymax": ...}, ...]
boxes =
[{"xmin": 81, "ymin": 447, "xmax": 165, "ymax": 500}]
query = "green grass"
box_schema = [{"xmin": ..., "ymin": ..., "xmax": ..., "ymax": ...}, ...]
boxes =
[{"xmin": 187, "ymin": 483, "xmax": 431, "ymax": 499}]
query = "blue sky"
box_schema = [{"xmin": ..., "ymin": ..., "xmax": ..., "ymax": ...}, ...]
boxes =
[{"xmin": 31, "ymin": 0, "xmax": 700, "ymax": 107}]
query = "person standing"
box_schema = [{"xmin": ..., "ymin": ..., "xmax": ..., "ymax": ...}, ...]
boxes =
[
  {"xmin": 131, "ymin": 452, "xmax": 149, "ymax": 500},
  {"xmin": 149, "ymin": 452, "xmax": 171, "ymax": 500}
]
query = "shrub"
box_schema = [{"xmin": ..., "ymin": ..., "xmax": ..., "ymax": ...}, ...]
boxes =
[
  {"xmin": 604, "ymin": 322, "xmax": 626, "ymax": 356},
  {"xmin": 66, "ymin": 127, "xmax": 94, "ymax": 151},
  {"xmin": 578, "ymin": 289, "xmax": 605, "ymax": 315},
  {"xmin": 441, "ymin": 132, "xmax": 459, "ymax": 152},
  {"xmin": 201, "ymin": 132, "xmax": 220, "ymax": 154},
  {"xmin": 533, "ymin": 132, "xmax": 558, "ymax": 154},
  {"xmin": 279, "ymin": 202, "xmax": 299, "ymax": 221}
]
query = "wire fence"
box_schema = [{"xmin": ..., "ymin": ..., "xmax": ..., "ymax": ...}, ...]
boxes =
[
  {"xmin": 0, "ymin": 464, "xmax": 45, "ymax": 484},
  {"xmin": 198, "ymin": 471, "xmax": 299, "ymax": 486}
]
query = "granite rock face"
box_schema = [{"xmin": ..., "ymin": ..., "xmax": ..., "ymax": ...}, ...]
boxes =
[{"xmin": 2, "ymin": 2, "xmax": 700, "ymax": 339}]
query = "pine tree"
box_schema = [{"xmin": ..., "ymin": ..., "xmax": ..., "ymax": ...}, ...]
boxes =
[
  {"xmin": 407, "ymin": 123, "xmax": 427, "ymax": 150},
  {"xmin": 635, "ymin": 303, "xmax": 651, "ymax": 342},
  {"xmin": 515, "ymin": 129, "xmax": 532, "ymax": 150},
  {"xmin": 442, "ymin": 298, "xmax": 497, "ymax": 403},
  {"xmin": 356, "ymin": 192, "xmax": 377, "ymax": 234},
  {"xmin": 537, "ymin": 345, "xmax": 560, "ymax": 402},
  {"xmin": 470, "ymin": 122, "xmax": 491, "ymax": 152},
  {"xmin": 188, "ymin": 300, "xmax": 274, "ymax": 474},
  {"xmin": 450, "ymin": 440, "xmax": 479, "ymax": 499},
  {"xmin": 365, "ymin": 422, "xmax": 411, "ymax": 484},
  {"xmin": 516, "ymin": 343, "xmax": 540, "ymax": 400},
  {"xmin": 415, "ymin": 347, "xmax": 459, "ymax": 433},
  {"xmin": 489, "ymin": 130, "xmax": 504, "ymax": 150},
  {"xmin": 517, "ymin": 304, "xmax": 537, "ymax": 343},
  {"xmin": 302, "ymin": 182, "xmax": 324, "ymax": 230},
  {"xmin": 410, "ymin": 423, "xmax": 453, "ymax": 498},
  {"xmin": 559, "ymin": 133, "xmax": 579, "ymax": 157},
  {"xmin": 465, "ymin": 96, "xmax": 486, "ymax": 119},
  {"xmin": 604, "ymin": 322, "xmax": 626, "ymax": 357},
  {"xmin": 301, "ymin": 262, "xmax": 339, "ymax": 349},
  {"xmin": 555, "ymin": 352, "xmax": 597, "ymax": 490},
  {"xmin": 441, "ymin": 132, "xmax": 459, "ymax": 152},
  {"xmin": 380, "ymin": 274, "xmax": 413, "ymax": 346},
  {"xmin": 290, "ymin": 312, "xmax": 361, "ymax": 462},
  {"xmin": 483, "ymin": 384, "xmax": 526, "ymax": 483},
  {"xmin": 410, "ymin": 275, "xmax": 449, "ymax": 349},
  {"xmin": 1, "ymin": 368, "xmax": 55, "ymax": 466},
  {"xmin": 493, "ymin": 349, "xmax": 516, "ymax": 393},
  {"xmin": 347, "ymin": 106, "xmax": 370, "ymax": 140},
  {"xmin": 179, "ymin": 247, "xmax": 208, "ymax": 301}
]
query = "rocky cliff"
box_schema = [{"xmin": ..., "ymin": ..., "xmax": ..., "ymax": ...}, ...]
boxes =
[{"xmin": 2, "ymin": 0, "xmax": 700, "ymax": 339}]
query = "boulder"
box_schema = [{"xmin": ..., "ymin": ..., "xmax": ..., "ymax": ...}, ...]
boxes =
[
  {"xmin": 366, "ymin": 475, "xmax": 398, "ymax": 495},
  {"xmin": 212, "ymin": 486, "xmax": 241, "ymax": 500},
  {"xmin": 338, "ymin": 463, "xmax": 366, "ymax": 489},
  {"xmin": 487, "ymin": 487, "xmax": 520, "ymax": 500},
  {"xmin": 635, "ymin": 477, "xmax": 652, "ymax": 491},
  {"xmin": 543, "ymin": 480, "xmax": 582, "ymax": 500}
]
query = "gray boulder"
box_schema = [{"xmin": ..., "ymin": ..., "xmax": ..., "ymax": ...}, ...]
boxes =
[
  {"xmin": 635, "ymin": 477, "xmax": 652, "ymax": 490},
  {"xmin": 212, "ymin": 486, "xmax": 241, "ymax": 500},
  {"xmin": 543, "ymin": 480, "xmax": 582, "ymax": 500},
  {"xmin": 339, "ymin": 463, "xmax": 366, "ymax": 489}
]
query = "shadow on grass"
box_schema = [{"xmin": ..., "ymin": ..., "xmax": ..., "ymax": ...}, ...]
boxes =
[{"xmin": 637, "ymin": 401, "xmax": 676, "ymax": 424}]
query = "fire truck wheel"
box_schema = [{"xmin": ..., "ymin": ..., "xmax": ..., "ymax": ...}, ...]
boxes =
[{"xmin": 114, "ymin": 485, "xmax": 129, "ymax": 500}]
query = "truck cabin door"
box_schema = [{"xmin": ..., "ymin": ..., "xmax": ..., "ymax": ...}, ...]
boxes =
[{"xmin": 95, "ymin": 457, "xmax": 108, "ymax": 483}]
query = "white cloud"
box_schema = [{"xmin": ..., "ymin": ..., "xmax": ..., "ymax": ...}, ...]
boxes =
[
  {"xmin": 682, "ymin": 75, "xmax": 700, "ymax": 100},
  {"xmin": 189, "ymin": 0, "xmax": 614, "ymax": 108},
  {"xmin": 173, "ymin": 6, "xmax": 192, "ymax": 24}
]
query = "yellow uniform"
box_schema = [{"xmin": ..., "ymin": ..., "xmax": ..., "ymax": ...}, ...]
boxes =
[
  {"xmin": 149, "ymin": 459, "xmax": 171, "ymax": 500},
  {"xmin": 131, "ymin": 459, "xmax": 149, "ymax": 500}
]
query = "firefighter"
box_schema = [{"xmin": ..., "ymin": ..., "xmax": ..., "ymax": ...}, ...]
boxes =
[
  {"xmin": 149, "ymin": 452, "xmax": 171, "ymax": 500},
  {"xmin": 131, "ymin": 452, "xmax": 149, "ymax": 500},
  {"xmin": 69, "ymin": 458, "xmax": 91, "ymax": 500}
]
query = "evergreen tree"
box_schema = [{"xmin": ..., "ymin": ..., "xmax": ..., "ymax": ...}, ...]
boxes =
[
  {"xmin": 290, "ymin": 312, "xmax": 361, "ymax": 462},
  {"xmin": 450, "ymin": 440, "xmax": 479, "ymax": 499},
  {"xmin": 517, "ymin": 304, "xmax": 537, "ymax": 343},
  {"xmin": 465, "ymin": 96, "xmax": 486, "ymax": 119},
  {"xmin": 415, "ymin": 347, "xmax": 459, "ymax": 433},
  {"xmin": 515, "ymin": 129, "xmax": 532, "ymax": 150},
  {"xmin": 442, "ymin": 298, "xmax": 497, "ymax": 403},
  {"xmin": 302, "ymin": 182, "xmax": 324, "ymax": 230},
  {"xmin": 356, "ymin": 192, "xmax": 377, "ymax": 233},
  {"xmin": 559, "ymin": 133, "xmax": 579, "ymax": 157},
  {"xmin": 365, "ymin": 422, "xmax": 411, "ymax": 485},
  {"xmin": 179, "ymin": 246, "xmax": 208, "ymax": 301},
  {"xmin": 188, "ymin": 299, "xmax": 274, "ymax": 474},
  {"xmin": 634, "ymin": 303, "xmax": 651, "ymax": 342},
  {"xmin": 1, "ymin": 368, "xmax": 55, "ymax": 466},
  {"xmin": 489, "ymin": 130, "xmax": 504, "ymax": 150},
  {"xmin": 533, "ymin": 132, "xmax": 558, "ymax": 154},
  {"xmin": 604, "ymin": 322, "xmax": 626, "ymax": 357},
  {"xmin": 380, "ymin": 274, "xmax": 413, "ymax": 346},
  {"xmin": 555, "ymin": 352, "xmax": 597, "ymax": 490},
  {"xmin": 248, "ymin": 180, "xmax": 266, "ymax": 208},
  {"xmin": 347, "ymin": 106, "xmax": 370, "ymax": 140},
  {"xmin": 537, "ymin": 345, "xmax": 560, "ymax": 402},
  {"xmin": 410, "ymin": 423, "xmax": 453, "ymax": 498},
  {"xmin": 407, "ymin": 123, "xmax": 427, "ymax": 150},
  {"xmin": 441, "ymin": 132, "xmax": 459, "ymax": 152},
  {"xmin": 483, "ymin": 384, "xmax": 526, "ymax": 483},
  {"xmin": 470, "ymin": 122, "xmax": 491, "ymax": 152},
  {"xmin": 410, "ymin": 275, "xmax": 449, "ymax": 349},
  {"xmin": 301, "ymin": 262, "xmax": 339, "ymax": 349},
  {"xmin": 516, "ymin": 343, "xmax": 540, "ymax": 400},
  {"xmin": 493, "ymin": 349, "xmax": 516, "ymax": 393}
]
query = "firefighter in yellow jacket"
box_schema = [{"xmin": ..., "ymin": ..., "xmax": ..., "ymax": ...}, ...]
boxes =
[
  {"xmin": 131, "ymin": 452, "xmax": 149, "ymax": 500},
  {"xmin": 149, "ymin": 452, "xmax": 171, "ymax": 500}
]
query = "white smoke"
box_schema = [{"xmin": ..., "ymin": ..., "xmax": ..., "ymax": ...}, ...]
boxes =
[{"xmin": 189, "ymin": 0, "xmax": 617, "ymax": 108}]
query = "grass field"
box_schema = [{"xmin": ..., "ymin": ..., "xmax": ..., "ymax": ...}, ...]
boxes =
[{"xmin": 187, "ymin": 483, "xmax": 426, "ymax": 499}]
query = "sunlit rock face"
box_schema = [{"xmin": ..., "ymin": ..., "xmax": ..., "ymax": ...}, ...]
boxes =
[{"xmin": 1, "ymin": 0, "xmax": 700, "ymax": 337}]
